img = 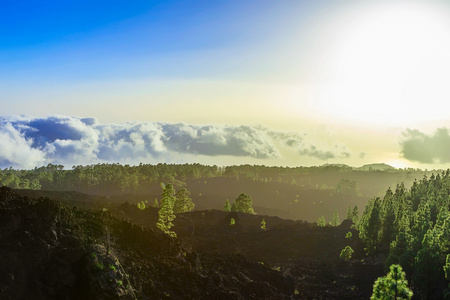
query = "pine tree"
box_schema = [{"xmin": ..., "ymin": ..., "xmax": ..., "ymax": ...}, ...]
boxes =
[
  {"xmin": 411, "ymin": 202, "xmax": 432, "ymax": 253},
  {"xmin": 380, "ymin": 188, "xmax": 396, "ymax": 246},
  {"xmin": 385, "ymin": 213, "xmax": 414, "ymax": 277},
  {"xmin": 445, "ymin": 254, "xmax": 450, "ymax": 281},
  {"xmin": 439, "ymin": 216, "xmax": 450, "ymax": 255},
  {"xmin": 261, "ymin": 219, "xmax": 266, "ymax": 230},
  {"xmin": 317, "ymin": 216, "xmax": 326, "ymax": 227},
  {"xmin": 359, "ymin": 198, "xmax": 382, "ymax": 259},
  {"xmin": 173, "ymin": 188, "xmax": 195, "ymax": 214},
  {"xmin": 346, "ymin": 205, "xmax": 353, "ymax": 220},
  {"xmin": 436, "ymin": 206, "xmax": 450, "ymax": 231},
  {"xmin": 414, "ymin": 228, "xmax": 442, "ymax": 299},
  {"xmin": 231, "ymin": 201, "xmax": 237, "ymax": 212},
  {"xmin": 444, "ymin": 254, "xmax": 450, "ymax": 298},
  {"xmin": 223, "ymin": 199, "xmax": 231, "ymax": 212},
  {"xmin": 152, "ymin": 198, "xmax": 159, "ymax": 208},
  {"xmin": 352, "ymin": 205, "xmax": 360, "ymax": 224},
  {"xmin": 340, "ymin": 246, "xmax": 354, "ymax": 261},
  {"xmin": 435, "ymin": 206, "xmax": 450, "ymax": 256},
  {"xmin": 156, "ymin": 184, "xmax": 177, "ymax": 238},
  {"xmin": 331, "ymin": 209, "xmax": 340, "ymax": 226},
  {"xmin": 371, "ymin": 264, "xmax": 413, "ymax": 300},
  {"xmin": 233, "ymin": 193, "xmax": 255, "ymax": 214}
]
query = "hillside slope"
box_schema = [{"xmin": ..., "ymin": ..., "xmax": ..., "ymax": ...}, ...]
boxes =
[
  {"xmin": 0, "ymin": 187, "xmax": 293, "ymax": 299},
  {"xmin": 2, "ymin": 187, "xmax": 385, "ymax": 299}
]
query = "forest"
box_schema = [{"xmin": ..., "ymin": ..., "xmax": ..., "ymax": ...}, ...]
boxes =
[
  {"xmin": 0, "ymin": 162, "xmax": 430, "ymax": 193},
  {"xmin": 1, "ymin": 163, "xmax": 449, "ymax": 298},
  {"xmin": 0, "ymin": 162, "xmax": 435, "ymax": 222},
  {"xmin": 358, "ymin": 171, "xmax": 450, "ymax": 299}
]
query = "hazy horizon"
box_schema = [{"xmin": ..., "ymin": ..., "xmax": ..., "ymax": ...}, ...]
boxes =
[{"xmin": 2, "ymin": 0, "xmax": 450, "ymax": 169}]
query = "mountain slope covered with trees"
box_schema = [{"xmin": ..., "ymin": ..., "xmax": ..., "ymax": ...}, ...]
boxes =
[{"xmin": 357, "ymin": 171, "xmax": 450, "ymax": 299}]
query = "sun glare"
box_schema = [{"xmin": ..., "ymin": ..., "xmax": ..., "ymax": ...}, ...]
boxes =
[
  {"xmin": 386, "ymin": 159, "xmax": 409, "ymax": 170},
  {"xmin": 310, "ymin": 1, "xmax": 450, "ymax": 127}
]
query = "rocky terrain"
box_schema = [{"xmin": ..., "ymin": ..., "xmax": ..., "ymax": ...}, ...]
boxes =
[{"xmin": 1, "ymin": 187, "xmax": 385, "ymax": 299}]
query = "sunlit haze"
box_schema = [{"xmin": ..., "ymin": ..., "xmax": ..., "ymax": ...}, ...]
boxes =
[{"xmin": 310, "ymin": 1, "xmax": 450, "ymax": 127}]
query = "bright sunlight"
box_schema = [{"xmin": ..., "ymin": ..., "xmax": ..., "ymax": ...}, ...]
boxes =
[{"xmin": 311, "ymin": 1, "xmax": 450, "ymax": 127}]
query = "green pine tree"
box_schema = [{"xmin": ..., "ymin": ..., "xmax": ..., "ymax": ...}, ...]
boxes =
[
  {"xmin": 444, "ymin": 254, "xmax": 450, "ymax": 298},
  {"xmin": 223, "ymin": 199, "xmax": 231, "ymax": 212},
  {"xmin": 346, "ymin": 205, "xmax": 353, "ymax": 220},
  {"xmin": 231, "ymin": 201, "xmax": 237, "ymax": 212},
  {"xmin": 173, "ymin": 188, "xmax": 195, "ymax": 214},
  {"xmin": 261, "ymin": 218, "xmax": 266, "ymax": 230},
  {"xmin": 352, "ymin": 205, "xmax": 360, "ymax": 224},
  {"xmin": 317, "ymin": 216, "xmax": 326, "ymax": 227},
  {"xmin": 414, "ymin": 228, "xmax": 442, "ymax": 299},
  {"xmin": 371, "ymin": 264, "xmax": 413, "ymax": 300},
  {"xmin": 359, "ymin": 197, "xmax": 382, "ymax": 259},
  {"xmin": 340, "ymin": 246, "xmax": 354, "ymax": 261},
  {"xmin": 156, "ymin": 184, "xmax": 177, "ymax": 238},
  {"xmin": 385, "ymin": 213, "xmax": 414, "ymax": 276},
  {"xmin": 233, "ymin": 193, "xmax": 255, "ymax": 214},
  {"xmin": 331, "ymin": 209, "xmax": 340, "ymax": 226},
  {"xmin": 411, "ymin": 202, "xmax": 432, "ymax": 253},
  {"xmin": 380, "ymin": 188, "xmax": 396, "ymax": 245},
  {"xmin": 437, "ymin": 208, "xmax": 450, "ymax": 254}
]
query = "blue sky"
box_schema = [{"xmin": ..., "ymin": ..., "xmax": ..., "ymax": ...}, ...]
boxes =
[
  {"xmin": 2, "ymin": 0, "xmax": 450, "ymax": 169},
  {"xmin": 0, "ymin": 1, "xmax": 319, "ymax": 82},
  {"xmin": 0, "ymin": 0, "xmax": 329, "ymax": 126}
]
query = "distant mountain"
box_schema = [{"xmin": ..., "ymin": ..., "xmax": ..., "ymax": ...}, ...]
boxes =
[
  {"xmin": 357, "ymin": 163, "xmax": 395, "ymax": 171},
  {"xmin": 320, "ymin": 163, "xmax": 352, "ymax": 168}
]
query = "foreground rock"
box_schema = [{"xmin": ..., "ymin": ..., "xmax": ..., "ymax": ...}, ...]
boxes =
[{"xmin": 0, "ymin": 187, "xmax": 294, "ymax": 299}]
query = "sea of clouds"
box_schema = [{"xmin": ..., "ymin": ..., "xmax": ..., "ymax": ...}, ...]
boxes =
[{"xmin": 0, "ymin": 115, "xmax": 351, "ymax": 169}]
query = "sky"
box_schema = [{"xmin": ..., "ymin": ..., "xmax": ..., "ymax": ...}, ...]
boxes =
[{"xmin": 2, "ymin": 0, "xmax": 450, "ymax": 169}]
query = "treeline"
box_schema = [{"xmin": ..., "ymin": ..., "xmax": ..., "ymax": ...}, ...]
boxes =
[
  {"xmin": 357, "ymin": 170, "xmax": 450, "ymax": 299},
  {"xmin": 0, "ymin": 163, "xmax": 222, "ymax": 193},
  {"xmin": 0, "ymin": 163, "xmax": 431, "ymax": 196}
]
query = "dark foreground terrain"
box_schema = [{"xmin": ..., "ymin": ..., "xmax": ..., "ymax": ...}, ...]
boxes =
[{"xmin": 1, "ymin": 187, "xmax": 384, "ymax": 299}]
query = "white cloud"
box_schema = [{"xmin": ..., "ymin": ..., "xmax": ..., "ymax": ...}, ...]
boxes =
[
  {"xmin": 0, "ymin": 115, "xmax": 351, "ymax": 168},
  {"xmin": 0, "ymin": 123, "xmax": 46, "ymax": 168},
  {"xmin": 400, "ymin": 128, "xmax": 450, "ymax": 164}
]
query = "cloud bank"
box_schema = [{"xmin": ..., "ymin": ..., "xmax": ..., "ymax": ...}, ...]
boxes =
[
  {"xmin": 0, "ymin": 115, "xmax": 350, "ymax": 168},
  {"xmin": 400, "ymin": 128, "xmax": 450, "ymax": 164}
]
